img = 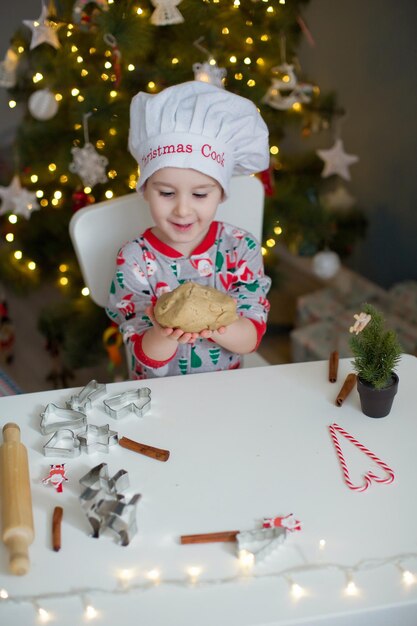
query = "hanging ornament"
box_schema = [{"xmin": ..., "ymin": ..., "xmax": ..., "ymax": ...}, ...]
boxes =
[
  {"xmin": 73, "ymin": 0, "xmax": 108, "ymax": 25},
  {"xmin": 317, "ymin": 139, "xmax": 359, "ymax": 181},
  {"xmin": 192, "ymin": 37, "xmax": 226, "ymax": 88},
  {"xmin": 263, "ymin": 63, "xmax": 314, "ymax": 111},
  {"xmin": 257, "ymin": 161, "xmax": 275, "ymax": 197},
  {"xmin": 193, "ymin": 61, "xmax": 226, "ymax": 88},
  {"xmin": 69, "ymin": 113, "xmax": 108, "ymax": 189},
  {"xmin": 320, "ymin": 184, "xmax": 356, "ymax": 212},
  {"xmin": 71, "ymin": 187, "xmax": 94, "ymax": 213},
  {"xmin": 312, "ymin": 249, "xmax": 341, "ymax": 280},
  {"xmin": 23, "ymin": 4, "xmax": 62, "ymax": 50},
  {"xmin": 28, "ymin": 88, "xmax": 59, "ymax": 120},
  {"xmin": 150, "ymin": 0, "xmax": 184, "ymax": 26},
  {"xmin": 0, "ymin": 48, "xmax": 19, "ymax": 89},
  {"xmin": 103, "ymin": 34, "xmax": 122, "ymax": 87},
  {"xmin": 0, "ymin": 176, "xmax": 40, "ymax": 220}
]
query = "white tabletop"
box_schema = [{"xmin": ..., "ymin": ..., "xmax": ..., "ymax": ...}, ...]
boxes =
[{"xmin": 0, "ymin": 356, "xmax": 416, "ymax": 626}]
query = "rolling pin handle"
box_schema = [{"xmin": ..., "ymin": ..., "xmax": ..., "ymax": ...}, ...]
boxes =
[{"xmin": 7, "ymin": 535, "xmax": 30, "ymax": 576}]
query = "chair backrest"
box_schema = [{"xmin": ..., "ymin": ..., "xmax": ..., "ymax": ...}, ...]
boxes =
[{"xmin": 69, "ymin": 175, "xmax": 264, "ymax": 307}]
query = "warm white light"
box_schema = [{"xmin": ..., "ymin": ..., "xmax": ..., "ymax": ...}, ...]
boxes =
[
  {"xmin": 8, "ymin": 100, "xmax": 17, "ymax": 109},
  {"xmin": 187, "ymin": 566, "xmax": 202, "ymax": 583},
  {"xmin": 5, "ymin": 233, "xmax": 14, "ymax": 242},
  {"xmin": 291, "ymin": 582, "xmax": 305, "ymax": 599},
  {"xmin": 81, "ymin": 287, "xmax": 90, "ymax": 297},
  {"xmin": 146, "ymin": 569, "xmax": 161, "ymax": 583},
  {"xmin": 105, "ymin": 190, "xmax": 114, "ymax": 199},
  {"xmin": 319, "ymin": 539, "xmax": 326, "ymax": 550},
  {"xmin": 117, "ymin": 568, "xmax": 135, "ymax": 586},
  {"xmin": 8, "ymin": 215, "xmax": 17, "ymax": 224},
  {"xmin": 238, "ymin": 549, "xmax": 255, "ymax": 570},
  {"xmin": 402, "ymin": 570, "xmax": 416, "ymax": 586},
  {"xmin": 37, "ymin": 606, "xmax": 51, "ymax": 623},
  {"xmin": 0, "ymin": 588, "xmax": 9, "ymax": 599},
  {"xmin": 345, "ymin": 580, "xmax": 359, "ymax": 596},
  {"xmin": 28, "ymin": 261, "xmax": 36, "ymax": 271},
  {"xmin": 84, "ymin": 604, "xmax": 98, "ymax": 620},
  {"xmin": 128, "ymin": 64, "xmax": 135, "ymax": 71},
  {"xmin": 14, "ymin": 250, "xmax": 23, "ymax": 260}
]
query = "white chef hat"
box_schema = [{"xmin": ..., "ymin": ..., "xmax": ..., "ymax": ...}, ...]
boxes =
[{"xmin": 129, "ymin": 81, "xmax": 269, "ymax": 197}]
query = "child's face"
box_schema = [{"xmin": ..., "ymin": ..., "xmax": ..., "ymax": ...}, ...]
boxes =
[{"xmin": 143, "ymin": 167, "xmax": 223, "ymax": 256}]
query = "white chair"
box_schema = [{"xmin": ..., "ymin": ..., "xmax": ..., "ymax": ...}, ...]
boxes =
[{"xmin": 69, "ymin": 175, "xmax": 269, "ymax": 369}]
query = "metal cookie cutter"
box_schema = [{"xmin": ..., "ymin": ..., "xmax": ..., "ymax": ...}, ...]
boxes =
[
  {"xmin": 237, "ymin": 527, "xmax": 287, "ymax": 564},
  {"xmin": 79, "ymin": 463, "xmax": 140, "ymax": 546},
  {"xmin": 67, "ymin": 380, "xmax": 107, "ymax": 413},
  {"xmin": 103, "ymin": 387, "xmax": 151, "ymax": 420},
  {"xmin": 77, "ymin": 424, "xmax": 119, "ymax": 454},
  {"xmin": 43, "ymin": 428, "xmax": 81, "ymax": 458},
  {"xmin": 40, "ymin": 403, "xmax": 87, "ymax": 435}
]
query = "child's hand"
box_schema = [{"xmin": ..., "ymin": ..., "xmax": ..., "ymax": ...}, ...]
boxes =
[{"xmin": 145, "ymin": 305, "xmax": 199, "ymax": 344}]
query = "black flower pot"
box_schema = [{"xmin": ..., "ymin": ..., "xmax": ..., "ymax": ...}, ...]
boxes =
[{"xmin": 357, "ymin": 373, "xmax": 399, "ymax": 418}]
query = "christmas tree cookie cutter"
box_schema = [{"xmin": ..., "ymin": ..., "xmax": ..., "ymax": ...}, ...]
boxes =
[
  {"xmin": 77, "ymin": 424, "xmax": 119, "ymax": 454},
  {"xmin": 236, "ymin": 527, "xmax": 287, "ymax": 564},
  {"xmin": 79, "ymin": 462, "xmax": 140, "ymax": 546},
  {"xmin": 43, "ymin": 428, "xmax": 81, "ymax": 458},
  {"xmin": 67, "ymin": 380, "xmax": 107, "ymax": 413},
  {"xmin": 103, "ymin": 387, "xmax": 151, "ymax": 419},
  {"xmin": 40, "ymin": 404, "xmax": 87, "ymax": 435}
]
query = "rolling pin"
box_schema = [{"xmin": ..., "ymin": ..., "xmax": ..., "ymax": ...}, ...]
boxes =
[{"xmin": 0, "ymin": 423, "xmax": 34, "ymax": 575}]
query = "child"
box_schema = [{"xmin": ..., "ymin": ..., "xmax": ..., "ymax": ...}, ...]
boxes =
[{"xmin": 106, "ymin": 81, "xmax": 271, "ymax": 379}]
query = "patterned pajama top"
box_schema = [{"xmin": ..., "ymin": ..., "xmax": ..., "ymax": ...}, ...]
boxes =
[{"xmin": 106, "ymin": 220, "xmax": 271, "ymax": 379}]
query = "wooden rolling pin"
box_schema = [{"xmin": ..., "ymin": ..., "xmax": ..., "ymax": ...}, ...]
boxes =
[{"xmin": 0, "ymin": 423, "xmax": 34, "ymax": 575}]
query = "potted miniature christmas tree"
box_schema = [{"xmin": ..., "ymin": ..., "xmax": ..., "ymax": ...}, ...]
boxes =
[{"xmin": 349, "ymin": 303, "xmax": 402, "ymax": 418}]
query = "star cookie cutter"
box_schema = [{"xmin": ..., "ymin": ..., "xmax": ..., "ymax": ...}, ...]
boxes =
[
  {"xmin": 103, "ymin": 387, "xmax": 151, "ymax": 420},
  {"xmin": 79, "ymin": 462, "xmax": 140, "ymax": 546},
  {"xmin": 43, "ymin": 428, "xmax": 81, "ymax": 458},
  {"xmin": 77, "ymin": 424, "xmax": 119, "ymax": 454},
  {"xmin": 237, "ymin": 527, "xmax": 287, "ymax": 564},
  {"xmin": 40, "ymin": 403, "xmax": 87, "ymax": 435},
  {"xmin": 67, "ymin": 380, "xmax": 107, "ymax": 413}
]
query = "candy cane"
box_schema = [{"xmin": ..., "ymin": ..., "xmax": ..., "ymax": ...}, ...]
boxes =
[{"xmin": 328, "ymin": 423, "xmax": 395, "ymax": 492}]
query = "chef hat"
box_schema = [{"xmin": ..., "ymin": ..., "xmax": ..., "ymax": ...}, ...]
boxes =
[{"xmin": 129, "ymin": 81, "xmax": 269, "ymax": 197}]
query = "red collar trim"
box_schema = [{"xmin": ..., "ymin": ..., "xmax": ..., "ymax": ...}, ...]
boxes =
[{"xmin": 143, "ymin": 221, "xmax": 219, "ymax": 258}]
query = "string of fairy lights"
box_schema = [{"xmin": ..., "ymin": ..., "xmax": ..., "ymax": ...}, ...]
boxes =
[
  {"xmin": 3, "ymin": 0, "xmax": 302, "ymax": 294},
  {"xmin": 1, "ymin": 548, "xmax": 416, "ymax": 622}
]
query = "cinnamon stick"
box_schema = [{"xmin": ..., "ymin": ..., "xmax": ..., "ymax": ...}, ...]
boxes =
[
  {"xmin": 328, "ymin": 350, "xmax": 339, "ymax": 383},
  {"xmin": 52, "ymin": 506, "xmax": 63, "ymax": 552},
  {"xmin": 180, "ymin": 530, "xmax": 239, "ymax": 545},
  {"xmin": 118, "ymin": 436, "xmax": 170, "ymax": 462},
  {"xmin": 335, "ymin": 373, "xmax": 357, "ymax": 406}
]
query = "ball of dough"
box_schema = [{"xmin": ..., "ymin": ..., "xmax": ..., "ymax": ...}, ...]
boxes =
[{"xmin": 154, "ymin": 282, "xmax": 238, "ymax": 332}]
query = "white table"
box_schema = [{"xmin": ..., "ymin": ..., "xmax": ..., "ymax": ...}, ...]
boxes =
[{"xmin": 1, "ymin": 356, "xmax": 417, "ymax": 626}]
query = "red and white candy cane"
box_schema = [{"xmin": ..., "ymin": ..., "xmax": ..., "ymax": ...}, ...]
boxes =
[{"xmin": 328, "ymin": 422, "xmax": 395, "ymax": 492}]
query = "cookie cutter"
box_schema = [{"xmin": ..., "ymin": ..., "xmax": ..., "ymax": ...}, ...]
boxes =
[
  {"xmin": 103, "ymin": 387, "xmax": 151, "ymax": 420},
  {"xmin": 77, "ymin": 424, "xmax": 119, "ymax": 454},
  {"xmin": 79, "ymin": 463, "xmax": 140, "ymax": 546},
  {"xmin": 237, "ymin": 527, "xmax": 287, "ymax": 564},
  {"xmin": 43, "ymin": 428, "xmax": 81, "ymax": 458},
  {"xmin": 67, "ymin": 380, "xmax": 107, "ymax": 413},
  {"xmin": 40, "ymin": 403, "xmax": 87, "ymax": 435}
]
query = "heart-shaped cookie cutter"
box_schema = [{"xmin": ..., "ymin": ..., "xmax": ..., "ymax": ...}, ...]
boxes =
[
  {"xmin": 67, "ymin": 380, "xmax": 107, "ymax": 413},
  {"xmin": 103, "ymin": 388, "xmax": 151, "ymax": 420},
  {"xmin": 43, "ymin": 428, "xmax": 81, "ymax": 458},
  {"xmin": 78, "ymin": 424, "xmax": 119, "ymax": 454},
  {"xmin": 40, "ymin": 404, "xmax": 87, "ymax": 435}
]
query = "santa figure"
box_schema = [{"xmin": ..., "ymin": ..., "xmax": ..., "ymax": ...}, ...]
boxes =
[
  {"xmin": 117, "ymin": 293, "xmax": 136, "ymax": 320},
  {"xmin": 190, "ymin": 255, "xmax": 214, "ymax": 277},
  {"xmin": 42, "ymin": 464, "xmax": 68, "ymax": 493}
]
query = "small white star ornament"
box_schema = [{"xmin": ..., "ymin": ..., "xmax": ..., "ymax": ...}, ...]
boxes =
[
  {"xmin": 70, "ymin": 143, "xmax": 108, "ymax": 188},
  {"xmin": 317, "ymin": 139, "xmax": 359, "ymax": 181},
  {"xmin": 0, "ymin": 176, "xmax": 40, "ymax": 220},
  {"xmin": 23, "ymin": 4, "xmax": 62, "ymax": 50},
  {"xmin": 150, "ymin": 0, "xmax": 184, "ymax": 26}
]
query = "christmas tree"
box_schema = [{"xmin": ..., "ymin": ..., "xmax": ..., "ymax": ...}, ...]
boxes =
[{"xmin": 0, "ymin": 0, "xmax": 366, "ymax": 372}]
